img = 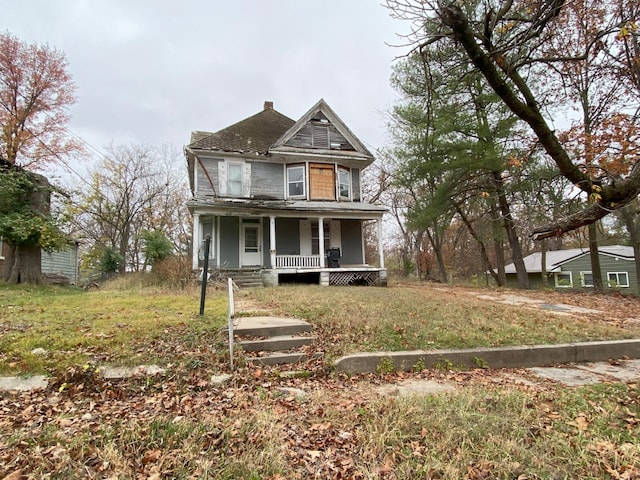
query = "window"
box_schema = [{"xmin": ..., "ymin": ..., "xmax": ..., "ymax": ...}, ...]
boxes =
[
  {"xmin": 607, "ymin": 272, "xmax": 629, "ymax": 288},
  {"xmin": 287, "ymin": 165, "xmax": 305, "ymax": 198},
  {"xmin": 311, "ymin": 220, "xmax": 330, "ymax": 255},
  {"xmin": 227, "ymin": 163, "xmax": 243, "ymax": 196},
  {"xmin": 338, "ymin": 168, "xmax": 350, "ymax": 199},
  {"xmin": 580, "ymin": 271, "xmax": 594, "ymax": 287},
  {"xmin": 554, "ymin": 272, "xmax": 573, "ymax": 288}
]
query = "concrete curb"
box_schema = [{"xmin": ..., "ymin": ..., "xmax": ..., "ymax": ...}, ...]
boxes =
[{"xmin": 333, "ymin": 339, "xmax": 640, "ymax": 374}]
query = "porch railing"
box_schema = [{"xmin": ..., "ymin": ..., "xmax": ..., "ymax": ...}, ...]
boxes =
[{"xmin": 276, "ymin": 255, "xmax": 322, "ymax": 268}]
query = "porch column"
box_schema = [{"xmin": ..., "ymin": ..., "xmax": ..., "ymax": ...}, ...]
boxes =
[
  {"xmin": 269, "ymin": 215, "xmax": 276, "ymax": 269},
  {"xmin": 378, "ymin": 218, "xmax": 385, "ymax": 268},
  {"xmin": 318, "ymin": 217, "xmax": 325, "ymax": 268},
  {"xmin": 192, "ymin": 213, "xmax": 200, "ymax": 270},
  {"xmin": 215, "ymin": 216, "xmax": 221, "ymax": 268}
]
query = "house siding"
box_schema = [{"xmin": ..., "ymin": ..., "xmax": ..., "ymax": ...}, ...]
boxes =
[
  {"xmin": 276, "ymin": 218, "xmax": 301, "ymax": 255},
  {"xmin": 219, "ymin": 216, "xmax": 240, "ymax": 268},
  {"xmin": 41, "ymin": 246, "xmax": 79, "ymax": 284},
  {"xmin": 195, "ymin": 157, "xmax": 221, "ymax": 196},
  {"xmin": 341, "ymin": 220, "xmax": 363, "ymax": 264},
  {"xmin": 562, "ymin": 254, "xmax": 637, "ymax": 291},
  {"xmin": 251, "ymin": 162, "xmax": 284, "ymax": 199}
]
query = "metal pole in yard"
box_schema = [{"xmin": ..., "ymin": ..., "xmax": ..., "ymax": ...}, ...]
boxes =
[
  {"xmin": 228, "ymin": 277, "xmax": 234, "ymax": 370},
  {"xmin": 199, "ymin": 235, "xmax": 211, "ymax": 316}
]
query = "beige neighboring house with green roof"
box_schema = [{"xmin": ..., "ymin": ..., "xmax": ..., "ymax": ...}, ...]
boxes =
[
  {"xmin": 184, "ymin": 99, "xmax": 387, "ymax": 287},
  {"xmin": 504, "ymin": 245, "xmax": 638, "ymax": 293}
]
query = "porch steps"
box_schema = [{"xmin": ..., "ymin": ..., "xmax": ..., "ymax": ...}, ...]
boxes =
[
  {"xmin": 234, "ymin": 316, "xmax": 322, "ymax": 366},
  {"xmin": 224, "ymin": 269, "xmax": 263, "ymax": 289}
]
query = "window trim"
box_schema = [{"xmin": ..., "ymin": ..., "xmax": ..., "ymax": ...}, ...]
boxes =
[
  {"xmin": 580, "ymin": 271, "xmax": 594, "ymax": 287},
  {"xmin": 287, "ymin": 164, "xmax": 306, "ymax": 199},
  {"xmin": 554, "ymin": 271, "xmax": 573, "ymax": 288},
  {"xmin": 607, "ymin": 272, "xmax": 630, "ymax": 288},
  {"xmin": 338, "ymin": 167, "xmax": 351, "ymax": 200}
]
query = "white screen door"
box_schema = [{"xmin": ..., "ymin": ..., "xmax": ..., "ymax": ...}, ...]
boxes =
[{"xmin": 241, "ymin": 223, "xmax": 261, "ymax": 266}]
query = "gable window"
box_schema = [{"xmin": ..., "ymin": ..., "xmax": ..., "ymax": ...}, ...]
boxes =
[
  {"xmin": 287, "ymin": 165, "xmax": 305, "ymax": 198},
  {"xmin": 580, "ymin": 271, "xmax": 594, "ymax": 287},
  {"xmin": 338, "ymin": 168, "xmax": 350, "ymax": 199},
  {"xmin": 607, "ymin": 272, "xmax": 629, "ymax": 288},
  {"xmin": 554, "ymin": 271, "xmax": 573, "ymax": 288}
]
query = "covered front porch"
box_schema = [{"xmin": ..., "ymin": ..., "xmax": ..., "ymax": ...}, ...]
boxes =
[{"xmin": 189, "ymin": 199, "xmax": 387, "ymax": 286}]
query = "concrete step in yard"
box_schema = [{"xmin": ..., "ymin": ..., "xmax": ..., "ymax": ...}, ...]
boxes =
[
  {"xmin": 238, "ymin": 334, "xmax": 316, "ymax": 352},
  {"xmin": 234, "ymin": 316, "xmax": 321, "ymax": 366}
]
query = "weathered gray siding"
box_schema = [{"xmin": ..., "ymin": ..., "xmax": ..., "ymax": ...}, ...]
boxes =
[
  {"xmin": 275, "ymin": 218, "xmax": 301, "ymax": 255},
  {"xmin": 195, "ymin": 157, "xmax": 221, "ymax": 196},
  {"xmin": 251, "ymin": 162, "xmax": 284, "ymax": 199},
  {"xmin": 41, "ymin": 245, "xmax": 79, "ymax": 284},
  {"xmin": 351, "ymin": 168, "xmax": 361, "ymax": 202},
  {"xmin": 340, "ymin": 219, "xmax": 363, "ymax": 264},
  {"xmin": 219, "ymin": 216, "xmax": 240, "ymax": 268}
]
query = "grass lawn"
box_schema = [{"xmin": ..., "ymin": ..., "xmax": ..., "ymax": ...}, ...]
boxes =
[{"xmin": 1, "ymin": 280, "xmax": 640, "ymax": 478}]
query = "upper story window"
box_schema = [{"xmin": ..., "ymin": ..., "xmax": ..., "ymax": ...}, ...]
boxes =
[
  {"xmin": 338, "ymin": 168, "xmax": 350, "ymax": 199},
  {"xmin": 287, "ymin": 165, "xmax": 305, "ymax": 198},
  {"xmin": 219, "ymin": 160, "xmax": 250, "ymax": 197},
  {"xmin": 227, "ymin": 163, "xmax": 243, "ymax": 196}
]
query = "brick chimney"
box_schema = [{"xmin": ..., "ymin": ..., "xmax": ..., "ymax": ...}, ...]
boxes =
[{"xmin": 264, "ymin": 101, "xmax": 274, "ymax": 110}]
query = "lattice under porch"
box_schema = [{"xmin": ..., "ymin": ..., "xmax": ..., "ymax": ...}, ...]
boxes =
[{"xmin": 329, "ymin": 270, "xmax": 380, "ymax": 286}]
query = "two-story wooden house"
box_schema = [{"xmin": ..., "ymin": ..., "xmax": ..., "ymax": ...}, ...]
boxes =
[{"xmin": 185, "ymin": 99, "xmax": 387, "ymax": 287}]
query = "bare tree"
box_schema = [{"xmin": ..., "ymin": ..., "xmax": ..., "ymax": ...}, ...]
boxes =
[{"xmin": 68, "ymin": 144, "xmax": 189, "ymax": 274}]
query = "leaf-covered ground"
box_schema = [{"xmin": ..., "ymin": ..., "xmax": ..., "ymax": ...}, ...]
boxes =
[{"xmin": 2, "ymin": 282, "xmax": 640, "ymax": 478}]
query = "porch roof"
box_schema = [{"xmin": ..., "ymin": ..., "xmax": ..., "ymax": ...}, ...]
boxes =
[{"xmin": 187, "ymin": 197, "xmax": 387, "ymax": 219}]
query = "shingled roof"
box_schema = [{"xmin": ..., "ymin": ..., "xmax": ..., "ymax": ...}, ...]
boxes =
[{"xmin": 188, "ymin": 101, "xmax": 295, "ymax": 155}]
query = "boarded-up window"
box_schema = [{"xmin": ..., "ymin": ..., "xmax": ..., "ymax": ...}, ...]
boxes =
[{"xmin": 309, "ymin": 163, "xmax": 335, "ymax": 200}]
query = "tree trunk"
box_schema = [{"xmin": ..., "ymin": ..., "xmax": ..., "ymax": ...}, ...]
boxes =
[
  {"xmin": 493, "ymin": 172, "xmax": 530, "ymax": 289},
  {"xmin": 540, "ymin": 239, "xmax": 549, "ymax": 287},
  {"xmin": 456, "ymin": 206, "xmax": 502, "ymax": 286},
  {"xmin": 425, "ymin": 229, "xmax": 448, "ymax": 283},
  {"xmin": 588, "ymin": 222, "xmax": 603, "ymax": 291},
  {"xmin": 2, "ymin": 243, "xmax": 43, "ymax": 284},
  {"xmin": 489, "ymin": 200, "xmax": 506, "ymax": 286}
]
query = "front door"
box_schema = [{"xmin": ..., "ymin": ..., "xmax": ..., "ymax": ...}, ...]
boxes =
[{"xmin": 241, "ymin": 223, "xmax": 261, "ymax": 267}]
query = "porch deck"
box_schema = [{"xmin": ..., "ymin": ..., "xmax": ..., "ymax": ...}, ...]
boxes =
[{"xmin": 268, "ymin": 261, "xmax": 387, "ymax": 287}]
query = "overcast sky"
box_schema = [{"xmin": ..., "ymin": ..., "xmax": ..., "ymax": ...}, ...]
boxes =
[{"xmin": 1, "ymin": 0, "xmax": 411, "ymax": 177}]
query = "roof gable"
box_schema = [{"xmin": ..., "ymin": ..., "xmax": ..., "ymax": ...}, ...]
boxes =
[{"xmin": 271, "ymin": 99, "xmax": 374, "ymax": 160}]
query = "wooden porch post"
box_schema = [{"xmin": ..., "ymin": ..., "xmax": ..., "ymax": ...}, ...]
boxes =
[
  {"xmin": 269, "ymin": 215, "xmax": 276, "ymax": 269},
  {"xmin": 318, "ymin": 217, "xmax": 325, "ymax": 268},
  {"xmin": 192, "ymin": 213, "xmax": 200, "ymax": 270},
  {"xmin": 378, "ymin": 218, "xmax": 385, "ymax": 268}
]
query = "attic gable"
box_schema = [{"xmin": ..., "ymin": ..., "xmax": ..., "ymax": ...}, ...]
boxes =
[{"xmin": 271, "ymin": 99, "xmax": 374, "ymax": 159}]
